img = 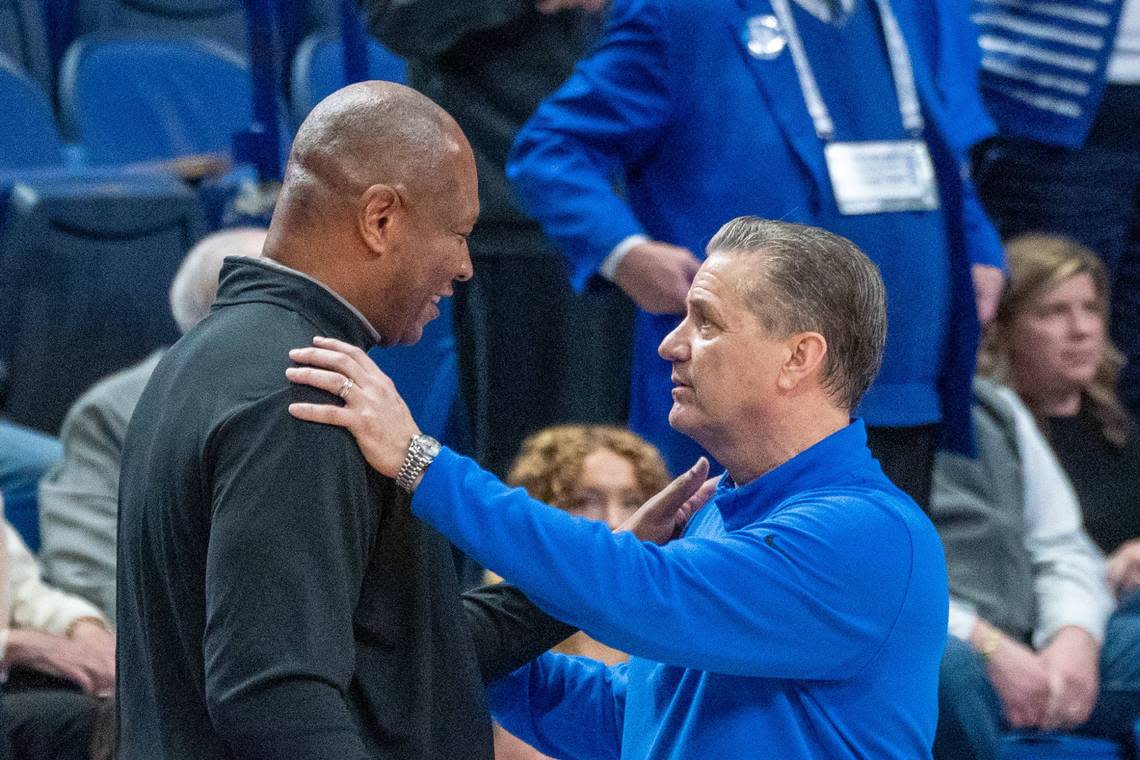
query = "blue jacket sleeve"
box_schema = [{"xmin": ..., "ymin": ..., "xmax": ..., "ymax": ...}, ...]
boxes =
[
  {"xmin": 488, "ymin": 655, "xmax": 628, "ymax": 760},
  {"xmin": 929, "ymin": 0, "xmax": 1004, "ymax": 270},
  {"xmin": 414, "ymin": 449, "xmax": 916, "ymax": 681},
  {"xmin": 506, "ymin": 0, "xmax": 675, "ymax": 291}
]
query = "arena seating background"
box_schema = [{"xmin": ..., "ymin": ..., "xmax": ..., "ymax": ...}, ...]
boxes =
[
  {"xmin": 0, "ymin": 2, "xmax": 1134, "ymax": 757},
  {"xmin": 0, "ymin": 0, "xmax": 462, "ymax": 453}
]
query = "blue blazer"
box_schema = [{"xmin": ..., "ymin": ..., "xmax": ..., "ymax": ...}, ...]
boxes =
[{"xmin": 509, "ymin": 0, "xmax": 1003, "ymax": 466}]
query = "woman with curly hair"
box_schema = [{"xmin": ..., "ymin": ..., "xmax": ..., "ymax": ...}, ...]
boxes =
[
  {"xmin": 493, "ymin": 425, "xmax": 670, "ymax": 760},
  {"xmin": 507, "ymin": 426, "xmax": 672, "ymax": 539}
]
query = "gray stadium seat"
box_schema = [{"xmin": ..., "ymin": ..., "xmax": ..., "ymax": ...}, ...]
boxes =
[{"xmin": 0, "ymin": 174, "xmax": 205, "ymax": 433}]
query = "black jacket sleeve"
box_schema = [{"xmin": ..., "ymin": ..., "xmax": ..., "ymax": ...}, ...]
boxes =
[{"xmin": 462, "ymin": 582, "xmax": 577, "ymax": 683}]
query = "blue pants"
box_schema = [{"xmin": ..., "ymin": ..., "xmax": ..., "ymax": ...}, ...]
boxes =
[
  {"xmin": 976, "ymin": 84, "xmax": 1140, "ymax": 418},
  {"xmin": 0, "ymin": 420, "xmax": 62, "ymax": 551},
  {"xmin": 934, "ymin": 596, "xmax": 1140, "ymax": 760}
]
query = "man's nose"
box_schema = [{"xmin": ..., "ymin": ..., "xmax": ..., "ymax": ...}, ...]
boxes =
[{"xmin": 659, "ymin": 323, "xmax": 688, "ymax": 361}]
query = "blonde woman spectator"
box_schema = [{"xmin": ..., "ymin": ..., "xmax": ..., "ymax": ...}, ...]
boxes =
[
  {"xmin": 981, "ymin": 235, "xmax": 1139, "ymax": 596},
  {"xmin": 932, "ymin": 234, "xmax": 1140, "ymax": 758}
]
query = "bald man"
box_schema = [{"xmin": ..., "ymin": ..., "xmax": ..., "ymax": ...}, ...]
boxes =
[{"xmin": 116, "ymin": 83, "xmax": 573, "ymax": 760}]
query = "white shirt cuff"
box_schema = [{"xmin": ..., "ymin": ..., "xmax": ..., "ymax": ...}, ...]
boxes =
[
  {"xmin": 598, "ymin": 234, "xmax": 650, "ymax": 282},
  {"xmin": 948, "ymin": 599, "xmax": 978, "ymax": 641}
]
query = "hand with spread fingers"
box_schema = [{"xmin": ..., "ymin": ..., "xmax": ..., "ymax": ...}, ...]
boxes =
[
  {"xmin": 617, "ymin": 457, "xmax": 717, "ymax": 545},
  {"xmin": 287, "ymin": 336, "xmax": 421, "ymax": 480}
]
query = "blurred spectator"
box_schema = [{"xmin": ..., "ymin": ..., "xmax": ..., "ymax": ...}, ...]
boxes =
[
  {"xmin": 979, "ymin": 235, "xmax": 1140, "ymax": 597},
  {"xmin": 972, "ymin": 0, "xmax": 1140, "ymax": 418},
  {"xmin": 494, "ymin": 424, "xmax": 670, "ymax": 759},
  {"xmin": 931, "ymin": 235, "xmax": 1140, "ymax": 758},
  {"xmin": 38, "ymin": 227, "xmax": 268, "ymax": 621},
  {"xmin": 503, "ymin": 424, "xmax": 670, "ymax": 661},
  {"xmin": 0, "ymin": 422, "xmax": 61, "ymax": 547},
  {"xmin": 0, "ymin": 493, "xmax": 113, "ymax": 760},
  {"xmin": 507, "ymin": 0, "xmax": 1004, "ymax": 510},
  {"xmin": 361, "ymin": 0, "xmax": 633, "ymax": 478}
]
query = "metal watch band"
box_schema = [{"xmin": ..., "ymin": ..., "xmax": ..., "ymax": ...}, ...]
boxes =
[{"xmin": 395, "ymin": 434, "xmax": 439, "ymax": 493}]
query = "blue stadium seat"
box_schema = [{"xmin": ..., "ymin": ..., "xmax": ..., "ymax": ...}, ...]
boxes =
[
  {"xmin": 0, "ymin": 0, "xmax": 51, "ymax": 92},
  {"xmin": 290, "ymin": 31, "xmax": 407, "ymax": 124},
  {"xmin": 67, "ymin": 0, "xmax": 247, "ymax": 58},
  {"xmin": 58, "ymin": 35, "xmax": 253, "ymax": 165},
  {"xmin": 0, "ymin": 53, "xmax": 64, "ymax": 169},
  {"xmin": 0, "ymin": 173, "xmax": 205, "ymax": 433},
  {"xmin": 1002, "ymin": 731, "xmax": 1124, "ymax": 760}
]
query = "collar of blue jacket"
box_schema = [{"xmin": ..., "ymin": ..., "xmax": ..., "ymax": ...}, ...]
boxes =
[{"xmin": 710, "ymin": 418, "xmax": 883, "ymax": 531}]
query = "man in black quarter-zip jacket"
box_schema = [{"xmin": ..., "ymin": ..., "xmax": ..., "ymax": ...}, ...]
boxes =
[{"xmin": 115, "ymin": 82, "xmax": 575, "ymax": 760}]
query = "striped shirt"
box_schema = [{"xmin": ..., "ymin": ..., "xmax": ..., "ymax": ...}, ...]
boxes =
[{"xmin": 973, "ymin": 0, "xmax": 1127, "ymax": 145}]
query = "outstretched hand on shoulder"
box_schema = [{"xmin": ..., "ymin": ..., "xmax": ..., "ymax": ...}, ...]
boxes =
[{"xmin": 287, "ymin": 337, "xmax": 421, "ymax": 479}]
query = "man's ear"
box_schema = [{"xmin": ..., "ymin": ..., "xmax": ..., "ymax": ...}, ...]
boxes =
[
  {"xmin": 777, "ymin": 331, "xmax": 828, "ymax": 392},
  {"xmin": 358, "ymin": 183, "xmax": 401, "ymax": 257}
]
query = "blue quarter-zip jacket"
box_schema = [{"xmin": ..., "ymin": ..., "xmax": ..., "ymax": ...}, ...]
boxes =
[{"xmin": 411, "ymin": 420, "xmax": 949, "ymax": 759}]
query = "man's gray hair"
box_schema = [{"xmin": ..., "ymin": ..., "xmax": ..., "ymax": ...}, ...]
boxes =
[
  {"xmin": 707, "ymin": 217, "xmax": 887, "ymax": 411},
  {"xmin": 169, "ymin": 227, "xmax": 268, "ymax": 334}
]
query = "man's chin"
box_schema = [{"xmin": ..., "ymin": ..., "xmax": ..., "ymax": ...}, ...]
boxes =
[
  {"xmin": 667, "ymin": 403, "xmax": 692, "ymax": 434},
  {"xmin": 388, "ymin": 323, "xmax": 426, "ymax": 347}
]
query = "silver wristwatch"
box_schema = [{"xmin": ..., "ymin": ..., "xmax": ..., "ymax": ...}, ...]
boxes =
[{"xmin": 395, "ymin": 434, "xmax": 441, "ymax": 493}]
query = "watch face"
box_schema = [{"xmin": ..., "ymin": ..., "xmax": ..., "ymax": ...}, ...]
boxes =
[{"xmin": 418, "ymin": 435, "xmax": 442, "ymax": 457}]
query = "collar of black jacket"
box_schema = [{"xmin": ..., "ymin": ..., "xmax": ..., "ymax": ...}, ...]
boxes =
[{"xmin": 211, "ymin": 256, "xmax": 382, "ymax": 348}]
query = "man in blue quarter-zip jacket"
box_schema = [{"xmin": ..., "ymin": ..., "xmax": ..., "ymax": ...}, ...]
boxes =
[{"xmin": 287, "ymin": 217, "xmax": 950, "ymax": 759}]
